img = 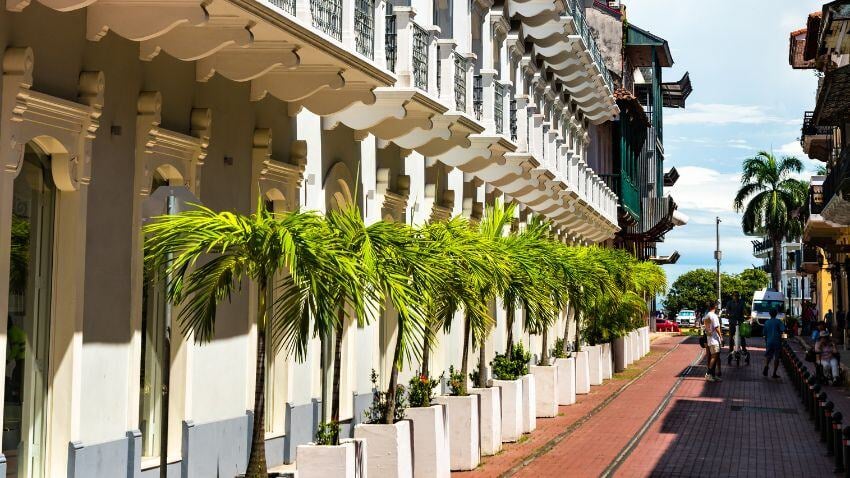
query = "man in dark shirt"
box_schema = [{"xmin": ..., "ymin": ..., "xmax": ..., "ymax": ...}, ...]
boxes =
[
  {"xmin": 763, "ymin": 308, "xmax": 786, "ymax": 378},
  {"xmin": 726, "ymin": 292, "xmax": 748, "ymax": 354}
]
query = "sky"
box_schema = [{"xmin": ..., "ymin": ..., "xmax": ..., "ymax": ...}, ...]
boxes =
[{"xmin": 623, "ymin": 0, "xmax": 824, "ymax": 292}]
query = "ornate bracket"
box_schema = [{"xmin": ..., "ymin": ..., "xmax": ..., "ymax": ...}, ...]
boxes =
[{"xmin": 252, "ymin": 128, "xmax": 306, "ymax": 211}]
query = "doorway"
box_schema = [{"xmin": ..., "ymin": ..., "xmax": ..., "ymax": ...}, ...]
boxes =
[{"xmin": 4, "ymin": 144, "xmax": 55, "ymax": 478}]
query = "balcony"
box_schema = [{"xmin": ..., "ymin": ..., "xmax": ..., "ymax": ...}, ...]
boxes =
[
  {"xmin": 800, "ymin": 243, "xmax": 822, "ymax": 274},
  {"xmin": 821, "ymin": 148, "xmax": 850, "ymax": 225},
  {"xmin": 752, "ymin": 238, "xmax": 773, "ymax": 259},
  {"xmin": 801, "ymin": 111, "xmax": 835, "ymax": 161}
]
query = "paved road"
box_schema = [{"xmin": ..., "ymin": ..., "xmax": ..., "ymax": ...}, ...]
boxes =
[{"xmin": 497, "ymin": 336, "xmax": 835, "ymax": 477}]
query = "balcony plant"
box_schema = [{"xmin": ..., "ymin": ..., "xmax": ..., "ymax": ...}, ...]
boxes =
[{"xmin": 144, "ymin": 198, "xmax": 352, "ymax": 478}]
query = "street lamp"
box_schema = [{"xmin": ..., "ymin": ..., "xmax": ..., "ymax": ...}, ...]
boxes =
[{"xmin": 715, "ymin": 216, "xmax": 722, "ymax": 309}]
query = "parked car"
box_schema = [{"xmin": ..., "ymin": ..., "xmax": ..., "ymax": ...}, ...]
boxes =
[
  {"xmin": 676, "ymin": 309, "xmax": 697, "ymax": 327},
  {"xmin": 655, "ymin": 317, "xmax": 680, "ymax": 332}
]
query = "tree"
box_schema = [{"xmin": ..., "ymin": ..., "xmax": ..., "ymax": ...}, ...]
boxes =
[
  {"xmin": 662, "ymin": 268, "xmax": 770, "ymax": 317},
  {"xmin": 144, "ymin": 199, "xmax": 351, "ymax": 478},
  {"xmin": 733, "ymin": 151, "xmax": 808, "ymax": 289}
]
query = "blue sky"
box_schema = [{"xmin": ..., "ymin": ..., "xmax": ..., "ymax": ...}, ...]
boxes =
[{"xmin": 623, "ymin": 1, "xmax": 824, "ymax": 291}]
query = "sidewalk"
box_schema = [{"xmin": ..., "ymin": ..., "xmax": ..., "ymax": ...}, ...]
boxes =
[
  {"xmin": 457, "ymin": 336, "xmax": 835, "ymax": 478},
  {"xmin": 452, "ymin": 335, "xmax": 683, "ymax": 478}
]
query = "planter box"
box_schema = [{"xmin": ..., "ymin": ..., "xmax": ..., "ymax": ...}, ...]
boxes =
[
  {"xmin": 433, "ymin": 395, "xmax": 480, "ymax": 470},
  {"xmin": 492, "ymin": 379, "xmax": 522, "ymax": 442},
  {"xmin": 601, "ymin": 343, "xmax": 613, "ymax": 380},
  {"xmin": 354, "ymin": 421, "xmax": 413, "ymax": 478},
  {"xmin": 574, "ymin": 350, "xmax": 590, "ymax": 394},
  {"xmin": 586, "ymin": 345, "xmax": 603, "ymax": 386},
  {"xmin": 631, "ymin": 331, "xmax": 639, "ymax": 362},
  {"xmin": 404, "ymin": 405, "xmax": 450, "ymax": 478},
  {"xmin": 470, "ymin": 387, "xmax": 502, "ymax": 456},
  {"xmin": 613, "ymin": 337, "xmax": 627, "ymax": 373},
  {"xmin": 530, "ymin": 365, "xmax": 558, "ymax": 418},
  {"xmin": 555, "ymin": 357, "xmax": 576, "ymax": 405},
  {"xmin": 520, "ymin": 374, "xmax": 537, "ymax": 433},
  {"xmin": 297, "ymin": 440, "xmax": 364, "ymax": 478}
]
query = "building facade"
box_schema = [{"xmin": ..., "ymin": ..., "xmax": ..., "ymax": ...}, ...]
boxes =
[
  {"xmin": 751, "ymin": 238, "xmax": 811, "ymax": 316},
  {"xmin": 0, "ymin": 0, "xmax": 677, "ymax": 476},
  {"xmin": 791, "ymin": 1, "xmax": 850, "ymax": 322}
]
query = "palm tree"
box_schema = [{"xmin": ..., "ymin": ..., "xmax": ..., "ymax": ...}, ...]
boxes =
[
  {"xmin": 733, "ymin": 151, "xmax": 808, "ymax": 289},
  {"xmin": 572, "ymin": 247, "xmax": 620, "ymax": 351},
  {"xmin": 144, "ymin": 198, "xmax": 351, "ymax": 478}
]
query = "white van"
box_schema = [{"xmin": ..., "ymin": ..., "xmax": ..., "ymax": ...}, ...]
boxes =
[
  {"xmin": 676, "ymin": 309, "xmax": 697, "ymax": 327},
  {"xmin": 750, "ymin": 289, "xmax": 786, "ymax": 326}
]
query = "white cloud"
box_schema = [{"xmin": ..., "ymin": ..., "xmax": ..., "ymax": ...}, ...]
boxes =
[
  {"xmin": 669, "ymin": 166, "xmax": 741, "ymax": 213},
  {"xmin": 665, "ymin": 103, "xmax": 793, "ymax": 126},
  {"xmin": 776, "ymin": 140, "xmax": 804, "ymax": 157}
]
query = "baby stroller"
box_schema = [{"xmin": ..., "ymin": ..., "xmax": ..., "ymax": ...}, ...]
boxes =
[{"xmin": 727, "ymin": 319, "xmax": 751, "ymax": 366}]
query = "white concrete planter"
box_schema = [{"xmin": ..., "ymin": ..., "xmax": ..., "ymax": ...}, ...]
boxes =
[
  {"xmin": 492, "ymin": 378, "xmax": 523, "ymax": 442},
  {"xmin": 555, "ymin": 357, "xmax": 576, "ymax": 405},
  {"xmin": 520, "ymin": 374, "xmax": 537, "ymax": 433},
  {"xmin": 530, "ymin": 365, "xmax": 558, "ymax": 418},
  {"xmin": 297, "ymin": 440, "xmax": 363, "ymax": 478},
  {"xmin": 574, "ymin": 350, "xmax": 590, "ymax": 394},
  {"xmin": 404, "ymin": 405, "xmax": 450, "ymax": 478},
  {"xmin": 601, "ymin": 343, "xmax": 613, "ymax": 380},
  {"xmin": 470, "ymin": 386, "xmax": 502, "ymax": 456},
  {"xmin": 354, "ymin": 421, "xmax": 413, "ymax": 478},
  {"xmin": 631, "ymin": 331, "xmax": 640, "ymax": 362},
  {"xmin": 433, "ymin": 395, "xmax": 480, "ymax": 470},
  {"xmin": 625, "ymin": 332, "xmax": 634, "ymax": 365},
  {"xmin": 586, "ymin": 345, "xmax": 603, "ymax": 386},
  {"xmin": 613, "ymin": 337, "xmax": 627, "ymax": 372}
]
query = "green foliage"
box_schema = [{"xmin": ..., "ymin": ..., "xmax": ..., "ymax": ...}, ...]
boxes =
[
  {"xmin": 315, "ymin": 421, "xmax": 340, "ymax": 446},
  {"xmin": 9, "ymin": 215, "xmax": 29, "ymax": 296},
  {"xmin": 662, "ymin": 268, "xmax": 770, "ymax": 316},
  {"xmin": 491, "ymin": 342, "xmax": 530, "ymax": 380},
  {"xmin": 447, "ymin": 366, "xmax": 467, "ymax": 396},
  {"xmin": 407, "ymin": 372, "xmax": 440, "ymax": 408},
  {"xmin": 363, "ymin": 370, "xmax": 407, "ymax": 424},
  {"xmin": 552, "ymin": 337, "xmax": 569, "ymax": 359}
]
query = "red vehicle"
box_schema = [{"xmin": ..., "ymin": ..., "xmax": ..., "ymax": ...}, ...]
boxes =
[{"xmin": 655, "ymin": 317, "xmax": 680, "ymax": 332}]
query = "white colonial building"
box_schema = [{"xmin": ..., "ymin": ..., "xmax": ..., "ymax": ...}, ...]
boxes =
[{"xmin": 0, "ymin": 0, "xmax": 621, "ymax": 476}]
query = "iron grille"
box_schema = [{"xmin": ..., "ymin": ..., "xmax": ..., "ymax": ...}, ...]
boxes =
[
  {"xmin": 454, "ymin": 53, "xmax": 467, "ymax": 111},
  {"xmin": 473, "ymin": 74, "xmax": 482, "ymax": 120},
  {"xmin": 436, "ymin": 58, "xmax": 441, "ymax": 94},
  {"xmin": 385, "ymin": 6, "xmax": 396, "ymax": 72},
  {"xmin": 310, "ymin": 0, "xmax": 342, "ymax": 40},
  {"xmin": 412, "ymin": 23, "xmax": 428, "ymax": 90},
  {"xmin": 495, "ymin": 82, "xmax": 505, "ymax": 134},
  {"xmin": 509, "ymin": 98, "xmax": 517, "ymax": 141},
  {"xmin": 269, "ymin": 0, "xmax": 296, "ymax": 15},
  {"xmin": 354, "ymin": 0, "xmax": 374, "ymax": 58}
]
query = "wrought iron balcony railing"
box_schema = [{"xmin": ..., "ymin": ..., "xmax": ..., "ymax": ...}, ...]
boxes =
[
  {"xmin": 354, "ymin": 0, "xmax": 375, "ymax": 58},
  {"xmin": 385, "ymin": 6, "xmax": 396, "ymax": 72},
  {"xmin": 269, "ymin": 0, "xmax": 296, "ymax": 15},
  {"xmin": 454, "ymin": 52, "xmax": 467, "ymax": 112},
  {"xmin": 823, "ymin": 148, "xmax": 850, "ymax": 209},
  {"xmin": 752, "ymin": 238, "xmax": 773, "ymax": 256},
  {"xmin": 567, "ymin": 0, "xmax": 613, "ymax": 93},
  {"xmin": 411, "ymin": 23, "xmax": 428, "ymax": 90},
  {"xmin": 310, "ymin": 0, "xmax": 342, "ymax": 40},
  {"xmin": 495, "ymin": 82, "xmax": 505, "ymax": 134},
  {"xmin": 802, "ymin": 111, "xmax": 834, "ymax": 138},
  {"xmin": 473, "ymin": 74, "xmax": 483, "ymax": 120},
  {"xmin": 509, "ymin": 98, "xmax": 517, "ymax": 141}
]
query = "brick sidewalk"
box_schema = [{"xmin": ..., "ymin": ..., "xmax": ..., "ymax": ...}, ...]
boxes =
[{"xmin": 452, "ymin": 335, "xmax": 684, "ymax": 478}]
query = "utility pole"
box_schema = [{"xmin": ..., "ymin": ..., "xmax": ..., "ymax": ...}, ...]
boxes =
[{"xmin": 715, "ymin": 217, "xmax": 722, "ymax": 310}]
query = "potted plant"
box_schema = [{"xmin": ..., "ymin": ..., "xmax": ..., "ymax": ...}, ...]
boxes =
[
  {"xmin": 297, "ymin": 423, "xmax": 363, "ymax": 478},
  {"xmin": 468, "ymin": 364, "xmax": 502, "ymax": 456},
  {"xmin": 489, "ymin": 344, "xmax": 528, "ymax": 442},
  {"xmin": 433, "ymin": 366, "xmax": 480, "ymax": 471},
  {"xmin": 552, "ymin": 338, "xmax": 575, "ymax": 406},
  {"xmin": 354, "ymin": 370, "xmax": 413, "ymax": 478},
  {"xmin": 586, "ymin": 343, "xmax": 603, "ymax": 386},
  {"xmin": 403, "ymin": 372, "xmax": 449, "ymax": 478}
]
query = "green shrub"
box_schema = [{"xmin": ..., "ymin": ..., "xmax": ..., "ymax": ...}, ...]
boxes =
[
  {"xmin": 408, "ymin": 372, "xmax": 439, "ymax": 408},
  {"xmin": 315, "ymin": 421, "xmax": 339, "ymax": 445},
  {"xmin": 552, "ymin": 338, "xmax": 569, "ymax": 359},
  {"xmin": 362, "ymin": 369, "xmax": 407, "ymax": 424},
  {"xmin": 491, "ymin": 343, "xmax": 530, "ymax": 380},
  {"xmin": 447, "ymin": 365, "xmax": 467, "ymax": 396}
]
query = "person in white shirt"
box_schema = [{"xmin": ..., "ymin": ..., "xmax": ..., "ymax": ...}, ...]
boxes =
[{"xmin": 703, "ymin": 301, "xmax": 723, "ymax": 382}]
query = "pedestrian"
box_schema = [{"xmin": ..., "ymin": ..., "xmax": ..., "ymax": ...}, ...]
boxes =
[
  {"xmin": 826, "ymin": 309, "xmax": 835, "ymax": 333},
  {"xmin": 762, "ymin": 308, "xmax": 785, "ymax": 378},
  {"xmin": 815, "ymin": 330, "xmax": 841, "ymax": 385},
  {"xmin": 837, "ymin": 309, "xmax": 846, "ymax": 344},
  {"xmin": 803, "ymin": 301, "xmax": 813, "ymax": 336},
  {"xmin": 726, "ymin": 292, "xmax": 748, "ymax": 354},
  {"xmin": 812, "ymin": 321, "xmax": 826, "ymax": 342},
  {"xmin": 703, "ymin": 301, "xmax": 723, "ymax": 382}
]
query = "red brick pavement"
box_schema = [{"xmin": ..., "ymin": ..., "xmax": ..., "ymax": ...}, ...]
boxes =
[{"xmin": 452, "ymin": 335, "xmax": 683, "ymax": 478}]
